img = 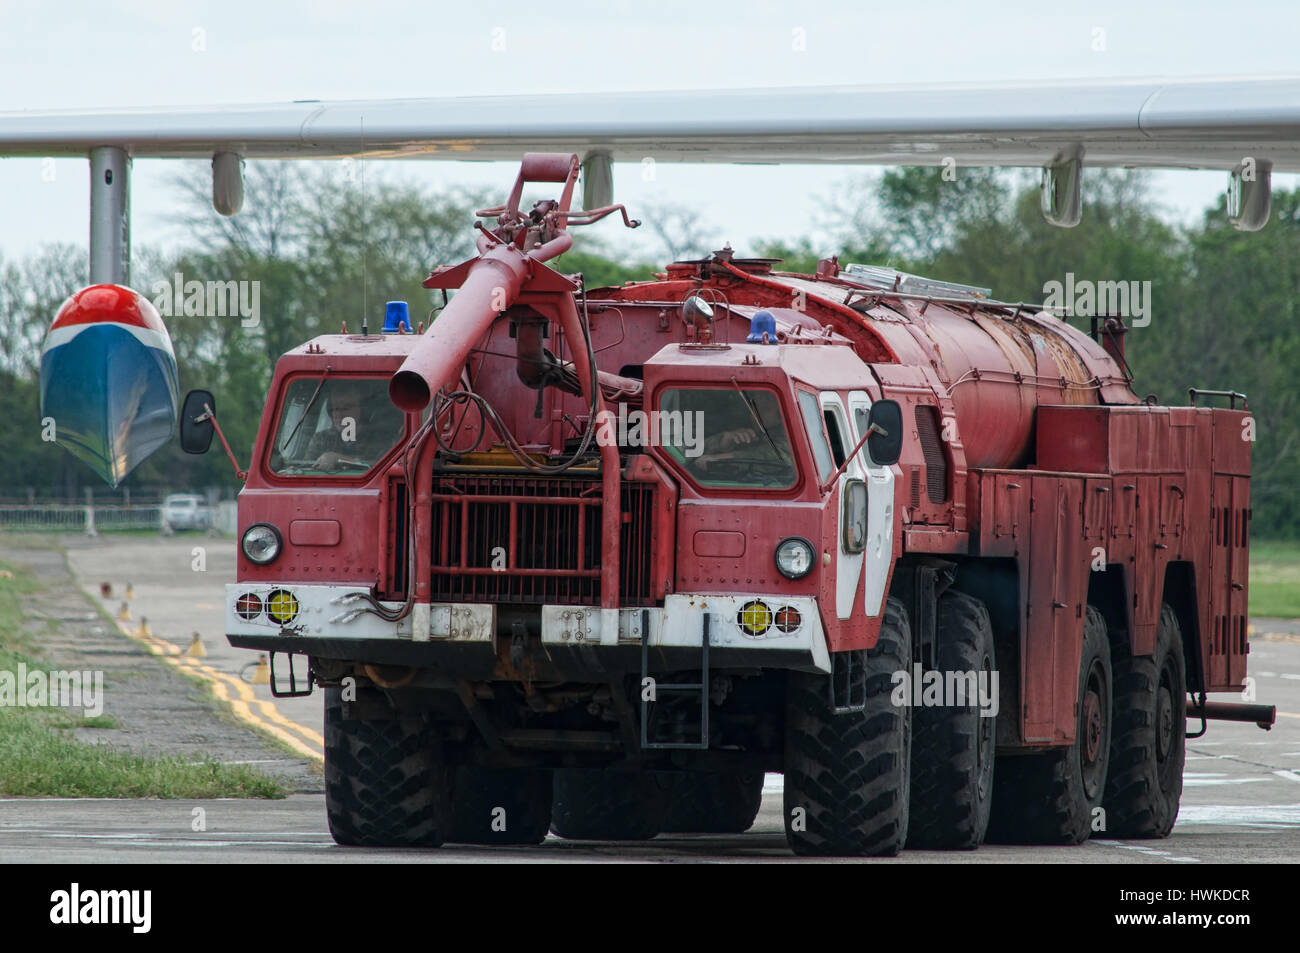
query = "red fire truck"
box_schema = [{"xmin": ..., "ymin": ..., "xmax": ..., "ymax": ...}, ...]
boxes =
[{"xmin": 188, "ymin": 153, "xmax": 1274, "ymax": 855}]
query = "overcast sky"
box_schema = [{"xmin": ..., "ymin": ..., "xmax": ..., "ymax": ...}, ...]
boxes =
[{"xmin": 3, "ymin": 0, "xmax": 1299, "ymax": 272}]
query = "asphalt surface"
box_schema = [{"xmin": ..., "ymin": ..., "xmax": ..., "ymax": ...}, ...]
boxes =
[
  {"xmin": 0, "ymin": 534, "xmax": 1297, "ymax": 863},
  {"xmin": 0, "ymin": 757, "xmax": 1298, "ymax": 863}
]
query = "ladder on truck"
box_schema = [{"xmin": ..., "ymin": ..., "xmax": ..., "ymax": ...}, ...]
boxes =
[{"xmin": 640, "ymin": 609, "xmax": 710, "ymax": 750}]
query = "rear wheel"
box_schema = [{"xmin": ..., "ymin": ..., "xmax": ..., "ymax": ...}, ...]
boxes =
[
  {"xmin": 986, "ymin": 605, "xmax": 1111, "ymax": 845},
  {"xmin": 449, "ymin": 767, "xmax": 553, "ymax": 845},
  {"xmin": 661, "ymin": 771, "xmax": 764, "ymax": 834},
  {"xmin": 550, "ymin": 769, "xmax": 670, "ymax": 840},
  {"xmin": 1104, "ymin": 603, "xmax": 1186, "ymax": 838},
  {"xmin": 907, "ymin": 591, "xmax": 997, "ymax": 850},
  {"xmin": 783, "ymin": 596, "xmax": 912, "ymax": 856},
  {"xmin": 324, "ymin": 684, "xmax": 453, "ymax": 848}
]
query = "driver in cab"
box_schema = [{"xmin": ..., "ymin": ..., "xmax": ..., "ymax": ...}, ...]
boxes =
[
  {"xmin": 308, "ymin": 381, "xmax": 401, "ymax": 472},
  {"xmin": 661, "ymin": 387, "xmax": 795, "ymax": 487}
]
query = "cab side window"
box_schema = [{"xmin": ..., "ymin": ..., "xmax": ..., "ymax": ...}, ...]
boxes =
[{"xmin": 798, "ymin": 391, "xmax": 834, "ymax": 484}]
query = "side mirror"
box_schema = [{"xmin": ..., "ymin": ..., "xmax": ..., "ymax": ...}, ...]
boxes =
[
  {"xmin": 866, "ymin": 400, "xmax": 903, "ymax": 467},
  {"xmin": 180, "ymin": 389, "xmax": 216, "ymax": 455}
]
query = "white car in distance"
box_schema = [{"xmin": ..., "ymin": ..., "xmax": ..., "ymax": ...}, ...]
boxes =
[{"xmin": 162, "ymin": 493, "xmax": 211, "ymax": 531}]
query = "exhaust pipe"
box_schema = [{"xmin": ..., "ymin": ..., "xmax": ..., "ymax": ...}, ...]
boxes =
[{"xmin": 1189, "ymin": 699, "xmax": 1277, "ymax": 730}]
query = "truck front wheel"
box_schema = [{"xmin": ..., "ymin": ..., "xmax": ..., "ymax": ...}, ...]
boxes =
[
  {"xmin": 986, "ymin": 605, "xmax": 1112, "ymax": 845},
  {"xmin": 783, "ymin": 596, "xmax": 912, "ymax": 857},
  {"xmin": 550, "ymin": 769, "xmax": 671, "ymax": 840},
  {"xmin": 907, "ymin": 590, "xmax": 997, "ymax": 850},
  {"xmin": 324, "ymin": 684, "xmax": 454, "ymax": 848},
  {"xmin": 1103, "ymin": 603, "xmax": 1186, "ymax": 838},
  {"xmin": 661, "ymin": 771, "xmax": 765, "ymax": 834},
  {"xmin": 450, "ymin": 767, "xmax": 553, "ymax": 845}
]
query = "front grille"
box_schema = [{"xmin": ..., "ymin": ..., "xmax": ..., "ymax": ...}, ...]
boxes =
[{"xmin": 429, "ymin": 474, "xmax": 656, "ymax": 606}]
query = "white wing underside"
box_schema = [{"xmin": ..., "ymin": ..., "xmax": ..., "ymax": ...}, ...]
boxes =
[{"xmin": 2, "ymin": 76, "xmax": 1299, "ymax": 171}]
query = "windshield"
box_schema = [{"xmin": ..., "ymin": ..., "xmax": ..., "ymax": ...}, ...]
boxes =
[
  {"xmin": 268, "ymin": 377, "xmax": 406, "ymax": 476},
  {"xmin": 658, "ymin": 387, "xmax": 797, "ymax": 489}
]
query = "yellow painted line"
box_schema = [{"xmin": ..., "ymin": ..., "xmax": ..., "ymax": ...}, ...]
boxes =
[
  {"xmin": 204, "ymin": 671, "xmax": 322, "ymax": 761},
  {"xmin": 205, "ymin": 667, "xmax": 326, "ymax": 749},
  {"xmin": 1277, "ymin": 711, "xmax": 1300, "ymax": 720},
  {"xmin": 116, "ymin": 621, "xmax": 324, "ymax": 761},
  {"xmin": 142, "ymin": 630, "xmax": 325, "ymax": 751}
]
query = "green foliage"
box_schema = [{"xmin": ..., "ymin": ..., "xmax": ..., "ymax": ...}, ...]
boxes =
[
  {"xmin": 0, "ymin": 709, "xmax": 285, "ymax": 798},
  {"xmin": 1158, "ymin": 191, "xmax": 1300, "ymax": 533},
  {"xmin": 1248, "ymin": 541, "xmax": 1300, "ymax": 617}
]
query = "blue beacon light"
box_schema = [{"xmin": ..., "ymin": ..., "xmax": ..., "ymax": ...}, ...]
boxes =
[
  {"xmin": 747, "ymin": 309, "xmax": 777, "ymax": 343},
  {"xmin": 383, "ymin": 301, "xmax": 410, "ymax": 333}
]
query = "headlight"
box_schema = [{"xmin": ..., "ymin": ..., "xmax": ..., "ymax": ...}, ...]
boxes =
[
  {"xmin": 242, "ymin": 523, "xmax": 282, "ymax": 565},
  {"xmin": 775, "ymin": 537, "xmax": 815, "ymax": 579},
  {"xmin": 266, "ymin": 589, "xmax": 299, "ymax": 624}
]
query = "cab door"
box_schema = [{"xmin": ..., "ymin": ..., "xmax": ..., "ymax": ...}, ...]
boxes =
[
  {"xmin": 818, "ymin": 392, "xmax": 865, "ymax": 620},
  {"xmin": 847, "ymin": 391, "xmax": 895, "ymax": 618}
]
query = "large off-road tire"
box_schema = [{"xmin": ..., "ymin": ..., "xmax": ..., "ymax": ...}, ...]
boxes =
[
  {"xmin": 324, "ymin": 685, "xmax": 453, "ymax": 847},
  {"xmin": 449, "ymin": 767, "xmax": 553, "ymax": 845},
  {"xmin": 550, "ymin": 769, "xmax": 671, "ymax": 840},
  {"xmin": 1103, "ymin": 603, "xmax": 1186, "ymax": 838},
  {"xmin": 783, "ymin": 596, "xmax": 912, "ymax": 857},
  {"xmin": 661, "ymin": 771, "xmax": 764, "ymax": 834},
  {"xmin": 907, "ymin": 591, "xmax": 997, "ymax": 850},
  {"xmin": 986, "ymin": 605, "xmax": 1112, "ymax": 845}
]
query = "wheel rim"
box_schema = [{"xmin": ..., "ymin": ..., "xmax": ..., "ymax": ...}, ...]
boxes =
[
  {"xmin": 1080, "ymin": 660, "xmax": 1108, "ymax": 800},
  {"xmin": 1155, "ymin": 653, "xmax": 1181, "ymax": 791},
  {"xmin": 1156, "ymin": 681, "xmax": 1174, "ymax": 763}
]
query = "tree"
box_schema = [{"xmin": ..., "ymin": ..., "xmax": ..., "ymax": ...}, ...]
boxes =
[
  {"xmin": 638, "ymin": 200, "xmax": 720, "ymax": 262},
  {"xmin": 824, "ymin": 167, "xmax": 1013, "ymax": 264}
]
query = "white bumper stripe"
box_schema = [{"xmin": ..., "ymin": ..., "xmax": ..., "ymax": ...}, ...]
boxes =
[{"xmin": 226, "ymin": 585, "xmax": 829, "ymax": 671}]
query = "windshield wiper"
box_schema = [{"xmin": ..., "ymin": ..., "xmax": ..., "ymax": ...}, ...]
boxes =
[
  {"xmin": 278, "ymin": 369, "xmax": 331, "ymax": 453},
  {"xmin": 729, "ymin": 376, "xmax": 787, "ymax": 461}
]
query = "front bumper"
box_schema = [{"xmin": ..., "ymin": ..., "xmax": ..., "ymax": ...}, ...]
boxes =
[{"xmin": 225, "ymin": 584, "xmax": 830, "ymax": 675}]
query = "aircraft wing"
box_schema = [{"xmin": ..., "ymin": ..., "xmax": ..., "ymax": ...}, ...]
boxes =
[{"xmin": 2, "ymin": 76, "xmax": 1299, "ymax": 171}]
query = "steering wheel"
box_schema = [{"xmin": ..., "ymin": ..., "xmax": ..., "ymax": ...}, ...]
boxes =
[{"xmin": 698, "ymin": 458, "xmax": 792, "ymax": 483}]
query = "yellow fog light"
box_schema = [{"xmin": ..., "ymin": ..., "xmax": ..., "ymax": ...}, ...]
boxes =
[
  {"xmin": 266, "ymin": 589, "xmax": 299, "ymax": 624},
  {"xmin": 737, "ymin": 600, "xmax": 772, "ymax": 636}
]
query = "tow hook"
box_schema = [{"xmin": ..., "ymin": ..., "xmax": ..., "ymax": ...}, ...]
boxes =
[{"xmin": 509, "ymin": 619, "xmax": 528, "ymax": 671}]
